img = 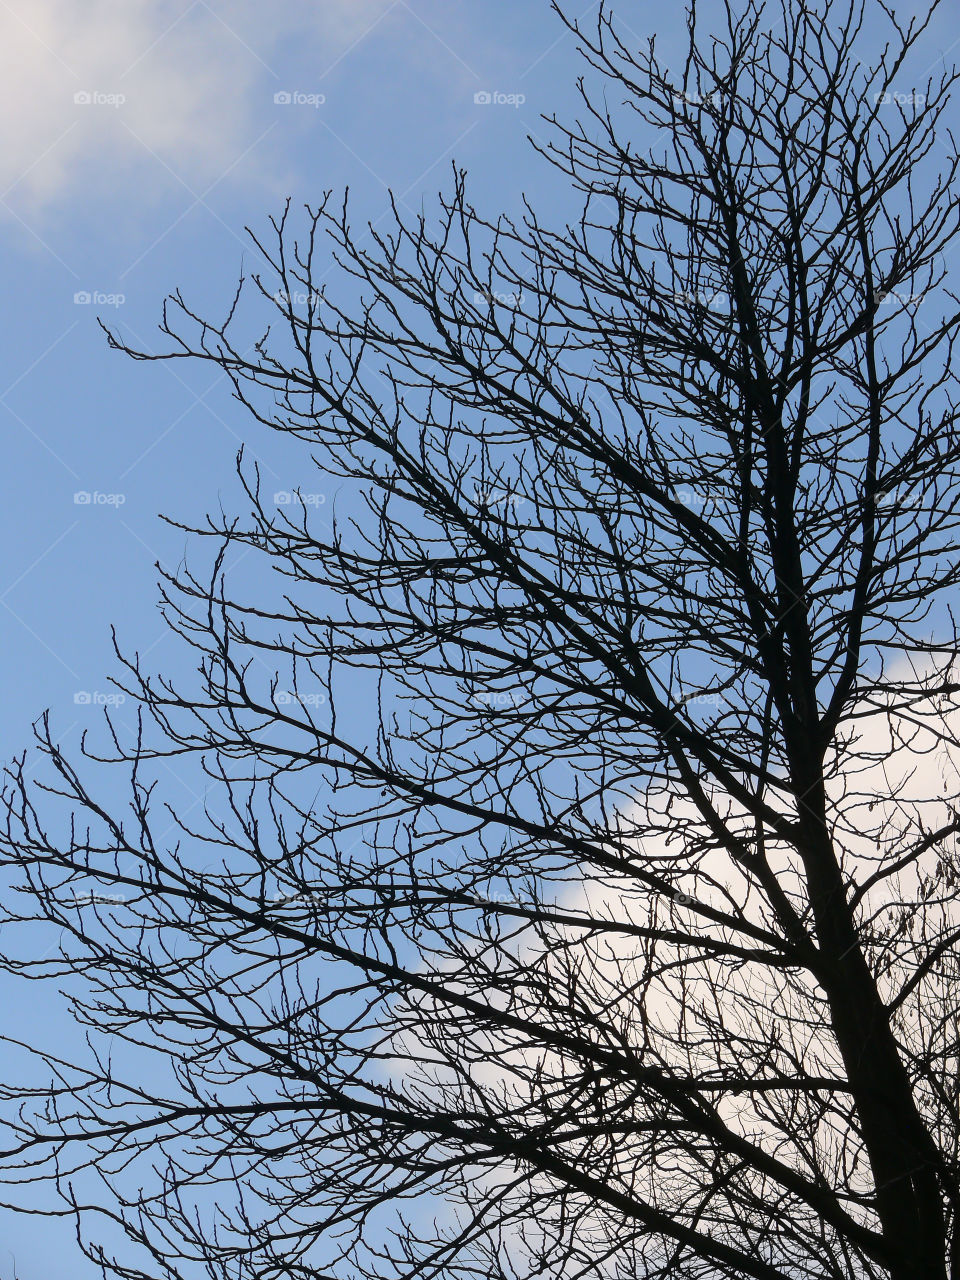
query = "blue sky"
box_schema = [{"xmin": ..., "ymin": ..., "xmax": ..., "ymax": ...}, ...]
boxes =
[
  {"xmin": 0, "ymin": 7, "xmax": 625, "ymax": 1274},
  {"xmin": 0, "ymin": 0, "xmax": 604, "ymax": 769},
  {"xmin": 0, "ymin": 1, "xmax": 958, "ymax": 1276}
]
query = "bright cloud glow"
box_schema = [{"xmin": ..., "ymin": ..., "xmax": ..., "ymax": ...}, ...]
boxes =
[{"xmin": 0, "ymin": 0, "xmax": 393, "ymax": 208}]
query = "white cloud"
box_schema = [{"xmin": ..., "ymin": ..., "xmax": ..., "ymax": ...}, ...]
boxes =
[{"xmin": 0, "ymin": 0, "xmax": 394, "ymax": 209}]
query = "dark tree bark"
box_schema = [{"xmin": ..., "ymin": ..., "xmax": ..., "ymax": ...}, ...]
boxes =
[{"xmin": 2, "ymin": 2, "xmax": 960, "ymax": 1278}]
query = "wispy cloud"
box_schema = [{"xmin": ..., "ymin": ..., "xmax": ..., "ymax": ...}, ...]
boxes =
[{"xmin": 0, "ymin": 0, "xmax": 393, "ymax": 208}]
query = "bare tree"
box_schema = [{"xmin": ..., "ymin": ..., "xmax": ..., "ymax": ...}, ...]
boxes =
[{"xmin": 2, "ymin": 1, "xmax": 960, "ymax": 1277}]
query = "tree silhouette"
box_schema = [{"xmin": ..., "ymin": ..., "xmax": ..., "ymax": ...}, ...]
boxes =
[{"xmin": 3, "ymin": 1, "xmax": 960, "ymax": 1278}]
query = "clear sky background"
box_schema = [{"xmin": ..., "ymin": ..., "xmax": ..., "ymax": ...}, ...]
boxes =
[{"xmin": 0, "ymin": 2, "xmax": 957, "ymax": 1277}]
